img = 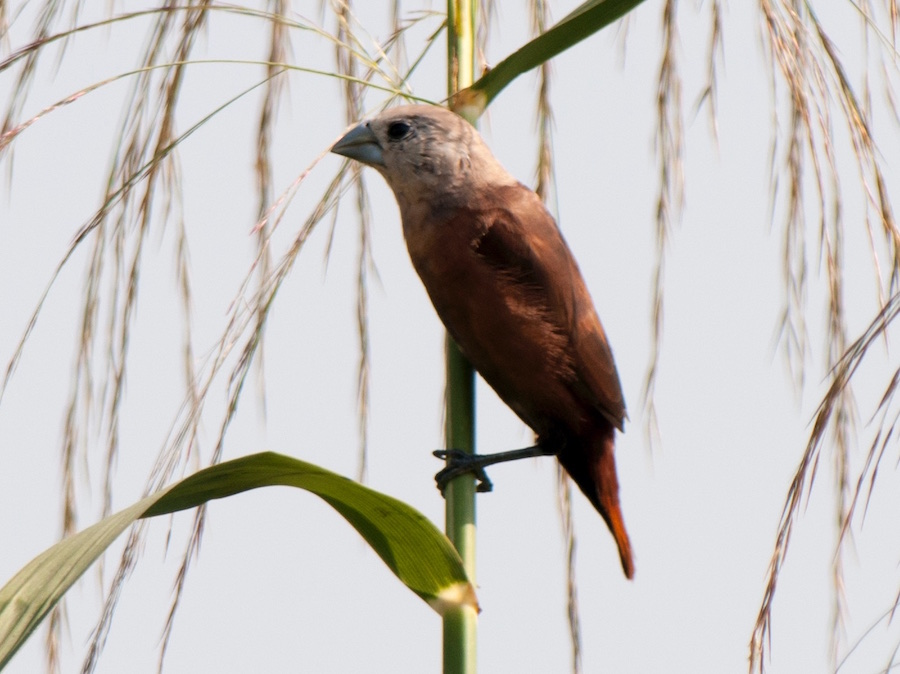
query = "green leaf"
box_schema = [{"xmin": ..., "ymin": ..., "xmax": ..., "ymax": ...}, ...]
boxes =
[
  {"xmin": 454, "ymin": 0, "xmax": 648, "ymax": 116},
  {"xmin": 0, "ymin": 452, "xmax": 475, "ymax": 669}
]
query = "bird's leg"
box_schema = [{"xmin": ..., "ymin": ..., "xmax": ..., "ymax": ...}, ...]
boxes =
[{"xmin": 433, "ymin": 444, "xmax": 558, "ymax": 495}]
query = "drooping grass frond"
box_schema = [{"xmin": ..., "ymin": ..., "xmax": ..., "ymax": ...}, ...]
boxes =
[
  {"xmin": 0, "ymin": 4, "xmax": 9, "ymax": 46},
  {"xmin": 762, "ymin": 0, "xmax": 899, "ymax": 385},
  {"xmin": 749, "ymin": 2, "xmax": 900, "ymax": 670},
  {"xmin": 325, "ymin": 1, "xmax": 445, "ymax": 484},
  {"xmin": 557, "ymin": 466, "xmax": 582, "ymax": 674},
  {"xmin": 23, "ymin": 53, "xmax": 283, "ymax": 674},
  {"xmin": 695, "ymin": 0, "xmax": 722, "ymax": 143},
  {"xmin": 750, "ymin": 289, "xmax": 900, "ymax": 672},
  {"xmin": 84, "ymin": 151, "xmax": 358, "ymax": 673},
  {"xmin": 643, "ymin": 0, "xmax": 683, "ymax": 452},
  {"xmin": 250, "ymin": 0, "xmax": 293, "ymax": 427},
  {"xmin": 82, "ymin": 12, "xmax": 441, "ymax": 670},
  {"xmin": 1, "ymin": 2, "xmax": 446, "ymax": 669},
  {"xmin": 334, "ymin": 0, "xmax": 373, "ymax": 483},
  {"xmin": 532, "ymin": 0, "xmax": 554, "ymax": 205},
  {"xmin": 1, "ymin": 0, "xmax": 70, "ymax": 155}
]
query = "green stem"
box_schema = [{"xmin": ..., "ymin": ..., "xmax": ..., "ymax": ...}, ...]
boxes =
[
  {"xmin": 444, "ymin": 2, "xmax": 478, "ymax": 673},
  {"xmin": 447, "ymin": 0, "xmax": 476, "ymax": 100},
  {"xmin": 443, "ymin": 339, "xmax": 477, "ymax": 673}
]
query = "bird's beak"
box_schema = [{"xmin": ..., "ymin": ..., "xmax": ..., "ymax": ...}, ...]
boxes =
[{"xmin": 331, "ymin": 123, "xmax": 385, "ymax": 167}]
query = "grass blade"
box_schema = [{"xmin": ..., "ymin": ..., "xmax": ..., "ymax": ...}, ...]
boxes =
[
  {"xmin": 455, "ymin": 0, "xmax": 648, "ymax": 114},
  {"xmin": 0, "ymin": 452, "xmax": 475, "ymax": 669}
]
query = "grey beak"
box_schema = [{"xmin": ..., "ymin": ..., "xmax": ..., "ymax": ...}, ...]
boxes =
[{"xmin": 331, "ymin": 122, "xmax": 385, "ymax": 167}]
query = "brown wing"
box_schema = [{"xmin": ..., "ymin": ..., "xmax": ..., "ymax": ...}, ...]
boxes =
[{"xmin": 472, "ymin": 184, "xmax": 627, "ymax": 431}]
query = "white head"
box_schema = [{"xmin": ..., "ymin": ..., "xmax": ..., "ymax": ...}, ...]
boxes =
[{"xmin": 332, "ymin": 104, "xmax": 516, "ymax": 215}]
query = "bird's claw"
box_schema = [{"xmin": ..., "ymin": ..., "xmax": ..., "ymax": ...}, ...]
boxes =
[{"xmin": 433, "ymin": 449, "xmax": 494, "ymax": 494}]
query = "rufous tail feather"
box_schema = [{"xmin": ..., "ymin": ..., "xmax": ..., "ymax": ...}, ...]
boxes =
[{"xmin": 558, "ymin": 424, "xmax": 634, "ymax": 579}]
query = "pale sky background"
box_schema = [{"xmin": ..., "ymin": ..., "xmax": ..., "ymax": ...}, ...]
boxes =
[{"xmin": 2, "ymin": 1, "xmax": 900, "ymax": 673}]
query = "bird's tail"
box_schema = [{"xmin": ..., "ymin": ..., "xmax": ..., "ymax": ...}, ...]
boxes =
[{"xmin": 557, "ymin": 424, "xmax": 634, "ymax": 579}]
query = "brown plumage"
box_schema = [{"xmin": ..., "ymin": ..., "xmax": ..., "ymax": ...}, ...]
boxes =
[{"xmin": 332, "ymin": 104, "xmax": 634, "ymax": 579}]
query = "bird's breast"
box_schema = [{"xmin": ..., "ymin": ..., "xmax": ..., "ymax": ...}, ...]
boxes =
[{"xmin": 400, "ymin": 208, "xmax": 588, "ymax": 437}]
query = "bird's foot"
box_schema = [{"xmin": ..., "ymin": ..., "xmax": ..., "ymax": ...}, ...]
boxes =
[
  {"xmin": 433, "ymin": 444, "xmax": 558, "ymax": 496},
  {"xmin": 433, "ymin": 449, "xmax": 495, "ymax": 494}
]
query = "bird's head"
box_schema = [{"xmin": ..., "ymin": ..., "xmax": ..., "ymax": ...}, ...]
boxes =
[{"xmin": 331, "ymin": 104, "xmax": 516, "ymax": 213}]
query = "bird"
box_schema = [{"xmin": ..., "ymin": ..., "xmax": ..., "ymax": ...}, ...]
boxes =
[{"xmin": 331, "ymin": 104, "xmax": 634, "ymax": 579}]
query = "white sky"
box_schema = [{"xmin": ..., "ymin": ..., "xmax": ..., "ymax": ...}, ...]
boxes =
[{"xmin": 2, "ymin": 1, "xmax": 900, "ymax": 672}]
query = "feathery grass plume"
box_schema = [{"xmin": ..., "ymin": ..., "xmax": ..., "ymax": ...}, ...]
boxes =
[
  {"xmin": 749, "ymin": 1, "xmax": 900, "ymax": 671},
  {"xmin": 80, "ymin": 5, "xmax": 215, "ymax": 670},
  {"xmin": 749, "ymin": 289, "xmax": 900, "ymax": 673},
  {"xmin": 147, "ymin": 12, "xmax": 442, "ymax": 665},
  {"xmin": 87, "ymin": 151, "xmax": 358, "ymax": 674},
  {"xmin": 251, "ymin": 0, "xmax": 293, "ymax": 426},
  {"xmin": 695, "ymin": 0, "xmax": 722, "ymax": 143},
  {"xmin": 532, "ymin": 0, "xmax": 554, "ymax": 207},
  {"xmin": 81, "ymin": 8, "xmax": 443, "ymax": 669},
  {"xmin": 1, "ymin": 0, "xmax": 68, "ymax": 148},
  {"xmin": 1, "ymin": 2, "xmax": 442, "ymax": 669},
  {"xmin": 60, "ymin": 6, "xmax": 215, "ymax": 669},
  {"xmin": 326, "ymin": 2, "xmax": 445, "ymax": 479},
  {"xmin": 643, "ymin": 0, "xmax": 683, "ymax": 453},
  {"xmin": 0, "ymin": 4, "xmax": 8, "ymax": 47},
  {"xmin": 333, "ymin": 0, "xmax": 374, "ymax": 484},
  {"xmin": 557, "ymin": 467, "xmax": 583, "ymax": 674},
  {"xmin": 325, "ymin": 2, "xmax": 444, "ymax": 487}
]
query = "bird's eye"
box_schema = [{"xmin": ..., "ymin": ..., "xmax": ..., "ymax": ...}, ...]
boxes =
[{"xmin": 387, "ymin": 121, "xmax": 411, "ymax": 140}]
